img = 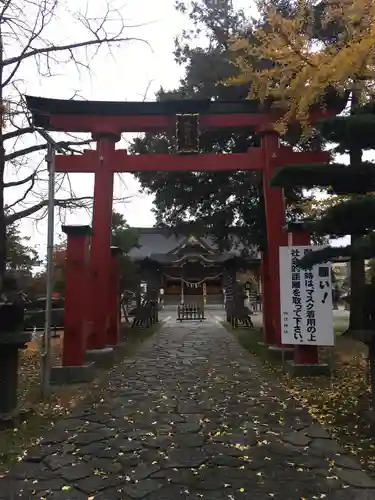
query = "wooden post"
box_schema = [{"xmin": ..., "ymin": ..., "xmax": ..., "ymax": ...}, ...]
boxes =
[
  {"xmin": 107, "ymin": 246, "xmax": 122, "ymax": 347},
  {"xmin": 261, "ymin": 250, "xmax": 273, "ymax": 344},
  {"xmin": 290, "ymin": 227, "xmax": 320, "ymax": 365},
  {"xmin": 87, "ymin": 134, "xmax": 119, "ymax": 351},
  {"xmin": 260, "ymin": 132, "xmax": 288, "ymax": 347},
  {"xmin": 61, "ymin": 225, "xmax": 91, "ymax": 367}
]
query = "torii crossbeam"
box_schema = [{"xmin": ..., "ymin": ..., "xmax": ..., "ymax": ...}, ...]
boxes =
[{"xmin": 55, "ymin": 148, "xmax": 326, "ymax": 173}]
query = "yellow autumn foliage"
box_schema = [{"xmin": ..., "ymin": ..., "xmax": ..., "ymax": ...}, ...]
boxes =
[
  {"xmin": 225, "ymin": 0, "xmax": 375, "ymax": 133},
  {"xmin": 298, "ymin": 194, "xmax": 351, "ymax": 218},
  {"xmin": 298, "ymin": 192, "xmax": 375, "ymax": 219}
]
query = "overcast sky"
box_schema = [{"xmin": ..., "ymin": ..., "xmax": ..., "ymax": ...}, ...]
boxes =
[
  {"xmin": 6, "ymin": 0, "xmax": 347, "ymax": 255},
  {"xmin": 8, "ymin": 0, "xmax": 256, "ymax": 256}
]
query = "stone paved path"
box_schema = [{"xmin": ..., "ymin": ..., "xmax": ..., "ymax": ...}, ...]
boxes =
[{"xmin": 1, "ymin": 314, "xmax": 375, "ymax": 499}]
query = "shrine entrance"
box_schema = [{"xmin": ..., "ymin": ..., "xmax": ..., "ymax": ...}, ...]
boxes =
[
  {"xmin": 134, "ymin": 231, "xmax": 246, "ymax": 306},
  {"xmin": 26, "ymin": 95, "xmax": 333, "ymax": 372},
  {"xmin": 182, "ymin": 282, "xmax": 203, "ymax": 296}
]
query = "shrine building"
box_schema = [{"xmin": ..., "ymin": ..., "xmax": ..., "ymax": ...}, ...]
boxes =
[{"xmin": 127, "ymin": 229, "xmax": 260, "ymax": 305}]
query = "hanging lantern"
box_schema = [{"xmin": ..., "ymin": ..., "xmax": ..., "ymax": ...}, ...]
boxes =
[{"xmin": 176, "ymin": 114, "xmax": 200, "ymax": 153}]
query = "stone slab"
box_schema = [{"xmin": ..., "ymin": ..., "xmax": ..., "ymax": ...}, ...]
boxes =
[
  {"xmin": 0, "ymin": 407, "xmax": 30, "ymax": 430},
  {"xmin": 50, "ymin": 363, "xmax": 95, "ymax": 385},
  {"xmin": 286, "ymin": 361, "xmax": 331, "ymax": 377},
  {"xmin": 0, "ymin": 313, "xmax": 374, "ymax": 498},
  {"xmin": 85, "ymin": 347, "xmax": 115, "ymax": 368},
  {"xmin": 267, "ymin": 344, "xmax": 294, "ymax": 360},
  {"xmin": 108, "ymin": 342, "xmax": 127, "ymax": 350}
]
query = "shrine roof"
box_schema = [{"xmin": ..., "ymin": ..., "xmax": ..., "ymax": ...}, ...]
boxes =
[
  {"xmin": 127, "ymin": 228, "xmax": 260, "ymax": 261},
  {"xmin": 146, "ymin": 252, "xmax": 237, "ymax": 265},
  {"xmin": 26, "ymin": 95, "xmax": 265, "ymax": 122},
  {"xmin": 127, "ymin": 229, "xmax": 186, "ymax": 259}
]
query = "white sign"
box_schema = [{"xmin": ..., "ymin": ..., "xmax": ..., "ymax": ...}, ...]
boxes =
[{"xmin": 279, "ymin": 246, "xmax": 334, "ymax": 346}]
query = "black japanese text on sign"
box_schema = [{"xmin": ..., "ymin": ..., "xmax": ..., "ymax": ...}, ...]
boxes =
[
  {"xmin": 304, "ymin": 248, "xmax": 317, "ymax": 343},
  {"xmin": 318, "ymin": 265, "xmax": 331, "ymax": 306},
  {"xmin": 176, "ymin": 114, "xmax": 200, "ymax": 153},
  {"xmin": 291, "ymin": 248, "xmax": 303, "ymax": 342}
]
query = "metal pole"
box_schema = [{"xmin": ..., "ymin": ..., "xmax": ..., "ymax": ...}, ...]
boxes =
[{"xmin": 41, "ymin": 143, "xmax": 55, "ymax": 398}]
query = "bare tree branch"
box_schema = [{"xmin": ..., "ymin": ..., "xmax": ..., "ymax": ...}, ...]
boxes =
[
  {"xmin": 5, "ymin": 193, "xmax": 131, "ymax": 226},
  {"xmin": 5, "ymin": 171, "xmax": 36, "ymax": 210},
  {"xmin": 2, "ymin": 0, "xmax": 54, "ymax": 86},
  {"xmin": 4, "ymin": 170, "xmax": 35, "ymax": 188},
  {"xmin": 3, "ymin": 36, "xmax": 151, "ymax": 68},
  {"xmin": 5, "ymin": 196, "xmax": 93, "ymax": 225},
  {"xmin": 3, "ymin": 126, "xmax": 34, "ymax": 142},
  {"xmin": 0, "ymin": 0, "xmax": 148, "ymax": 280},
  {"xmin": 5, "ymin": 138, "xmax": 92, "ymax": 161}
]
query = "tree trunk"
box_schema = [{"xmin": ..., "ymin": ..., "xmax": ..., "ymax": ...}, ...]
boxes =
[
  {"xmin": 0, "ymin": 28, "xmax": 5, "ymax": 292},
  {"xmin": 0, "ymin": 144, "xmax": 5, "ymax": 284},
  {"xmin": 369, "ymin": 342, "xmax": 375, "ymax": 414},
  {"xmin": 347, "ymin": 88, "xmax": 365, "ymax": 331},
  {"xmin": 348, "ymin": 234, "xmax": 365, "ymax": 330}
]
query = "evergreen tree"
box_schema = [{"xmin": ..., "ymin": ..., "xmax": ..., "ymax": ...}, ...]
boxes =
[
  {"xmin": 6, "ymin": 223, "xmax": 40, "ymax": 276},
  {"xmin": 271, "ymin": 101, "xmax": 375, "ymax": 330},
  {"xmin": 298, "ymin": 103, "xmax": 375, "ymax": 330},
  {"xmin": 111, "ymin": 212, "xmax": 141, "ymax": 293},
  {"xmin": 30, "ymin": 212, "xmax": 141, "ymax": 298},
  {"xmin": 131, "ymin": 0, "xmax": 310, "ymax": 250},
  {"xmin": 366, "ymin": 259, "xmax": 375, "ymax": 284}
]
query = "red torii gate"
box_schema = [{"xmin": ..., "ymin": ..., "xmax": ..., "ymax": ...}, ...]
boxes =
[{"xmin": 26, "ymin": 96, "xmax": 330, "ymax": 365}]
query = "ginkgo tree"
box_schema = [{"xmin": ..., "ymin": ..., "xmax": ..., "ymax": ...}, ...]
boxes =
[{"xmin": 227, "ymin": 0, "xmax": 375, "ymax": 132}]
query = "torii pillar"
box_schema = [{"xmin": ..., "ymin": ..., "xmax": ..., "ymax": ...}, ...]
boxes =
[
  {"xmin": 50, "ymin": 225, "xmax": 95, "ymax": 385},
  {"xmin": 258, "ymin": 135, "xmax": 330, "ymax": 350},
  {"xmin": 260, "ymin": 131, "xmax": 288, "ymax": 348},
  {"xmin": 287, "ymin": 224, "xmax": 323, "ymax": 371},
  {"xmin": 85, "ymin": 133, "xmax": 120, "ymax": 367}
]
